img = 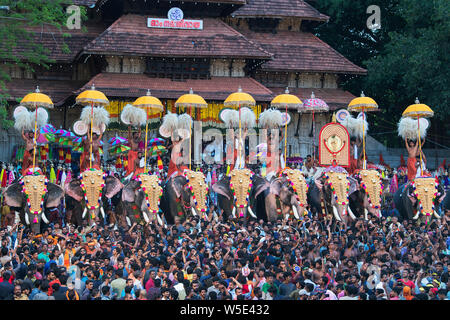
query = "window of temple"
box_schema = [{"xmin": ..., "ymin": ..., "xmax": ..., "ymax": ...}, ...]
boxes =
[{"xmin": 145, "ymin": 58, "xmax": 210, "ymax": 80}]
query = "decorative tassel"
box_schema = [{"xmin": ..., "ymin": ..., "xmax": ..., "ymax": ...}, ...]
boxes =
[
  {"xmin": 65, "ymin": 170, "xmax": 72, "ymax": 187},
  {"xmin": 1, "ymin": 170, "xmax": 7, "ymax": 188},
  {"xmin": 65, "ymin": 150, "xmax": 71, "ymax": 164},
  {"xmin": 7, "ymin": 170, "xmax": 14, "ymax": 186},
  {"xmin": 261, "ymin": 162, "xmax": 266, "ymax": 177},
  {"xmin": 50, "ymin": 166, "xmax": 56, "ymax": 183},
  {"xmin": 0, "ymin": 168, "xmax": 4, "ymax": 187},
  {"xmin": 226, "ymin": 164, "xmax": 230, "ymax": 176},
  {"xmin": 60, "ymin": 170, "xmax": 67, "ymax": 187},
  {"xmin": 157, "ymin": 155, "xmax": 163, "ymax": 171}
]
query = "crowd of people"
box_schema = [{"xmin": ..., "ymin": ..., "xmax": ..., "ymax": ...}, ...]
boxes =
[{"xmin": 0, "ymin": 189, "xmax": 449, "ymax": 300}]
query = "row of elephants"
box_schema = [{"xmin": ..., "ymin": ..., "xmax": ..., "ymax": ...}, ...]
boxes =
[{"xmin": 2, "ymin": 167, "xmax": 449, "ymax": 233}]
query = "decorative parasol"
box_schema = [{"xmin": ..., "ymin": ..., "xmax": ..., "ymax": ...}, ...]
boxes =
[
  {"xmin": 133, "ymin": 89, "xmax": 164, "ymax": 172},
  {"xmin": 270, "ymin": 88, "xmax": 303, "ymax": 166},
  {"xmin": 303, "ymin": 92, "xmax": 329, "ymax": 161},
  {"xmin": 147, "ymin": 137, "xmax": 165, "ymax": 147},
  {"xmin": 20, "ymin": 86, "xmax": 54, "ymax": 170},
  {"xmin": 224, "ymin": 86, "xmax": 256, "ymax": 169},
  {"xmin": 148, "ymin": 145, "xmax": 168, "ymax": 157},
  {"xmin": 76, "ymin": 84, "xmax": 109, "ymax": 169},
  {"xmin": 108, "ymin": 136, "xmax": 128, "ymax": 147},
  {"xmin": 402, "ymin": 98, "xmax": 434, "ymax": 176},
  {"xmin": 175, "ymin": 88, "xmax": 207, "ymax": 169},
  {"xmin": 348, "ymin": 91, "xmax": 378, "ymax": 170},
  {"xmin": 41, "ymin": 124, "xmax": 56, "ymax": 134},
  {"xmin": 109, "ymin": 144, "xmax": 131, "ymax": 156}
]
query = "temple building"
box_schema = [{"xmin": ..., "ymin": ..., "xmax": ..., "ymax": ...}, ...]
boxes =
[{"xmin": 2, "ymin": 0, "xmax": 366, "ymax": 162}]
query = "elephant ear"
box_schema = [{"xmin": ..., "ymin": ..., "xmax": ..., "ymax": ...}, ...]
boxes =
[
  {"xmin": 269, "ymin": 178, "xmax": 283, "ymax": 197},
  {"xmin": 348, "ymin": 176, "xmax": 360, "ymax": 196},
  {"xmin": 65, "ymin": 179, "xmax": 84, "ymax": 202},
  {"xmin": 3, "ymin": 182, "xmax": 24, "ymax": 208},
  {"xmin": 122, "ymin": 179, "xmax": 141, "ymax": 203},
  {"xmin": 170, "ymin": 175, "xmax": 187, "ymax": 199},
  {"xmin": 251, "ymin": 175, "xmax": 270, "ymax": 198},
  {"xmin": 104, "ymin": 175, "xmax": 124, "ymax": 199},
  {"xmin": 212, "ymin": 177, "xmax": 232, "ymax": 201},
  {"xmin": 45, "ymin": 183, "xmax": 64, "ymax": 208}
]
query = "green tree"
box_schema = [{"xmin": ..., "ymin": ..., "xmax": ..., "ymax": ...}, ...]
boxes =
[
  {"xmin": 0, "ymin": 0, "xmax": 86, "ymax": 104},
  {"xmin": 311, "ymin": 0, "xmax": 450, "ymax": 147}
]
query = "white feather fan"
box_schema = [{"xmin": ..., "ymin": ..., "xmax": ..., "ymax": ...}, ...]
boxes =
[
  {"xmin": 80, "ymin": 106, "xmax": 110, "ymax": 128},
  {"xmin": 159, "ymin": 112, "xmax": 179, "ymax": 138},
  {"xmin": 239, "ymin": 107, "xmax": 256, "ymax": 129},
  {"xmin": 177, "ymin": 113, "xmax": 193, "ymax": 131},
  {"xmin": 341, "ymin": 115, "xmax": 368, "ymax": 139},
  {"xmin": 398, "ymin": 117, "xmax": 429, "ymax": 140},
  {"xmin": 258, "ymin": 109, "xmax": 283, "ymax": 129},
  {"xmin": 120, "ymin": 104, "xmax": 147, "ymax": 127},
  {"xmin": 36, "ymin": 107, "xmax": 49, "ymax": 128},
  {"xmin": 13, "ymin": 106, "xmax": 33, "ymax": 132},
  {"xmin": 219, "ymin": 108, "xmax": 239, "ymax": 128}
]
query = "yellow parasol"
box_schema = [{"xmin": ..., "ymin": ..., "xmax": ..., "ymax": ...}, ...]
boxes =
[
  {"xmin": 224, "ymin": 86, "xmax": 256, "ymax": 169},
  {"xmin": 402, "ymin": 98, "xmax": 434, "ymax": 176},
  {"xmin": 132, "ymin": 89, "xmax": 164, "ymax": 172},
  {"xmin": 348, "ymin": 91, "xmax": 379, "ymax": 170},
  {"xmin": 76, "ymin": 84, "xmax": 109, "ymax": 169},
  {"xmin": 270, "ymin": 88, "xmax": 303, "ymax": 166},
  {"xmin": 175, "ymin": 89, "xmax": 207, "ymax": 170},
  {"xmin": 20, "ymin": 86, "xmax": 54, "ymax": 171}
]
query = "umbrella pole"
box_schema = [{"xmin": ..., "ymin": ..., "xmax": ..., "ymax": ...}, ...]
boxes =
[
  {"xmin": 362, "ymin": 107, "xmax": 366, "ymax": 170},
  {"xmin": 189, "ymin": 106, "xmax": 192, "ymax": 170},
  {"xmin": 239, "ymin": 105, "xmax": 242, "ymax": 169},
  {"xmin": 312, "ymin": 111, "xmax": 315, "ymax": 161},
  {"xmin": 144, "ymin": 106, "xmax": 149, "ymax": 173},
  {"xmin": 417, "ymin": 116, "xmax": 423, "ymax": 176},
  {"xmin": 90, "ymin": 101, "xmax": 94, "ymax": 169},
  {"xmin": 32, "ymin": 103, "xmax": 38, "ymax": 171},
  {"xmin": 284, "ymin": 104, "xmax": 287, "ymax": 167}
]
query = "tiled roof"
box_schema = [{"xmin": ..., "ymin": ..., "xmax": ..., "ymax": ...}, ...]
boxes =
[
  {"xmin": 1, "ymin": 22, "xmax": 107, "ymax": 63},
  {"xmin": 231, "ymin": 0, "xmax": 329, "ymax": 21},
  {"xmin": 270, "ymin": 87, "xmax": 356, "ymax": 110},
  {"xmin": 76, "ymin": 73, "xmax": 275, "ymax": 102},
  {"xmin": 81, "ymin": 14, "xmax": 272, "ymax": 59},
  {"xmin": 4, "ymin": 79, "xmax": 87, "ymax": 106},
  {"xmin": 241, "ymin": 30, "xmax": 367, "ymax": 75},
  {"xmin": 72, "ymin": 0, "xmax": 246, "ymax": 6}
]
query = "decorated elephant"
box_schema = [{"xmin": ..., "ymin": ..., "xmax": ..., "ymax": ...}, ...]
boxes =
[
  {"xmin": 64, "ymin": 170, "xmax": 123, "ymax": 227},
  {"xmin": 160, "ymin": 169, "xmax": 209, "ymax": 224},
  {"xmin": 393, "ymin": 177, "xmax": 445, "ymax": 224},
  {"xmin": 348, "ymin": 169, "xmax": 386, "ymax": 220},
  {"xmin": 307, "ymin": 166, "xmax": 357, "ymax": 225},
  {"xmin": 3, "ymin": 174, "xmax": 64, "ymax": 233},
  {"xmin": 121, "ymin": 173, "xmax": 164, "ymax": 227},
  {"xmin": 213, "ymin": 168, "xmax": 263, "ymax": 221},
  {"xmin": 251, "ymin": 169, "xmax": 308, "ymax": 222}
]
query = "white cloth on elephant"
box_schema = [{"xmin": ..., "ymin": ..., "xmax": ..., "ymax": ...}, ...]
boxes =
[
  {"xmin": 415, "ymin": 159, "xmax": 426, "ymax": 178},
  {"xmin": 205, "ymin": 170, "xmax": 212, "ymax": 187}
]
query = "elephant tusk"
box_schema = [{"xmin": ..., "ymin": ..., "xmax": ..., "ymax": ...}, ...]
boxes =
[
  {"xmin": 248, "ymin": 206, "xmax": 257, "ymax": 219},
  {"xmin": 25, "ymin": 213, "xmax": 30, "ymax": 225},
  {"xmin": 332, "ymin": 205, "xmax": 342, "ymax": 222},
  {"xmin": 347, "ymin": 206, "xmax": 357, "ymax": 220},
  {"xmin": 142, "ymin": 211, "xmax": 150, "ymax": 224},
  {"xmin": 156, "ymin": 213, "xmax": 163, "ymax": 226},
  {"xmin": 232, "ymin": 206, "xmax": 236, "ymax": 219},
  {"xmin": 126, "ymin": 216, "xmax": 131, "ymax": 227},
  {"xmin": 100, "ymin": 207, "xmax": 106, "ymax": 219},
  {"xmin": 191, "ymin": 207, "xmax": 197, "ymax": 216},
  {"xmin": 412, "ymin": 211, "xmax": 420, "ymax": 220},
  {"xmin": 434, "ymin": 211, "xmax": 440, "ymax": 219},
  {"xmin": 14, "ymin": 211, "xmax": 20, "ymax": 224},
  {"xmin": 364, "ymin": 208, "xmax": 369, "ymax": 221},
  {"xmin": 41, "ymin": 212, "xmax": 49, "ymax": 225},
  {"xmin": 292, "ymin": 206, "xmax": 300, "ymax": 220},
  {"xmin": 82, "ymin": 207, "xmax": 87, "ymax": 219}
]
